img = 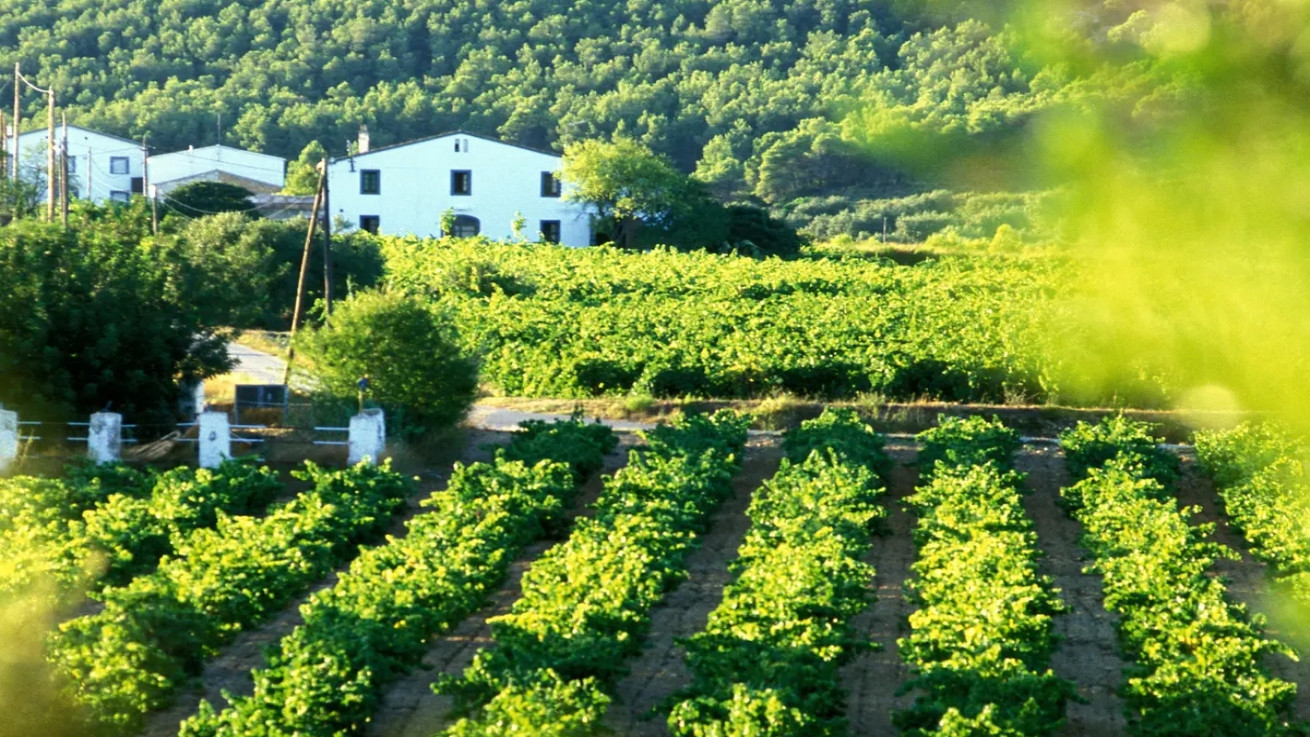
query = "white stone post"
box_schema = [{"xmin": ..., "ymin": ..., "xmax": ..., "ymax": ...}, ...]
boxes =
[
  {"xmin": 0, "ymin": 409, "xmax": 17, "ymax": 473},
  {"xmin": 348, "ymin": 408, "xmax": 386, "ymax": 465},
  {"xmin": 198, "ymin": 411, "xmax": 232, "ymax": 469},
  {"xmin": 88, "ymin": 412, "xmax": 122, "ymax": 464}
]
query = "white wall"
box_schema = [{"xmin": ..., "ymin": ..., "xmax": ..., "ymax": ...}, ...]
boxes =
[
  {"xmin": 149, "ymin": 145, "xmax": 286, "ymax": 192},
  {"xmin": 7, "ymin": 126, "xmax": 143, "ymax": 205},
  {"xmin": 327, "ymin": 133, "xmax": 592, "ymax": 247}
]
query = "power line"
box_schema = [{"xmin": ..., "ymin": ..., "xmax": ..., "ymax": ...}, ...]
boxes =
[{"xmin": 158, "ymin": 192, "xmax": 263, "ymax": 215}]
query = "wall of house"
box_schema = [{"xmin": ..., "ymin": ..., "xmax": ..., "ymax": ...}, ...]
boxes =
[
  {"xmin": 149, "ymin": 145, "xmax": 286, "ymax": 193},
  {"xmin": 7, "ymin": 127, "xmax": 143, "ymax": 204},
  {"xmin": 327, "ymin": 133, "xmax": 592, "ymax": 246}
]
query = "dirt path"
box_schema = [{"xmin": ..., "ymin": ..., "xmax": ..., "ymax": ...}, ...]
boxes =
[
  {"xmin": 1017, "ymin": 446, "xmax": 1129, "ymax": 737},
  {"xmin": 365, "ymin": 433, "xmax": 643, "ymax": 737},
  {"xmin": 142, "ymin": 429, "xmax": 516, "ymax": 737},
  {"xmin": 1173, "ymin": 458, "xmax": 1310, "ymax": 722},
  {"xmin": 599, "ymin": 435, "xmax": 784, "ymax": 737},
  {"xmin": 840, "ymin": 443, "xmax": 920, "ymax": 736}
]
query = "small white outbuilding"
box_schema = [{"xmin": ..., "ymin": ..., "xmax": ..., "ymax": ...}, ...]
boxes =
[
  {"xmin": 149, "ymin": 144, "xmax": 287, "ymax": 196},
  {"xmin": 327, "ymin": 129, "xmax": 592, "ymax": 247}
]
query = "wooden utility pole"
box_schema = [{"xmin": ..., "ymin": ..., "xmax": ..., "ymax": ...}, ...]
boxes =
[
  {"xmin": 319, "ymin": 158, "xmax": 333, "ymax": 319},
  {"xmin": 142, "ymin": 135, "xmax": 155, "ymax": 234},
  {"xmin": 281, "ymin": 167, "xmax": 326, "ymax": 385},
  {"xmin": 60, "ymin": 113, "xmax": 68, "ymax": 226},
  {"xmin": 46, "ymin": 88, "xmax": 53, "ymax": 222},
  {"xmin": 11, "ymin": 64, "xmax": 19, "ymax": 180},
  {"xmin": 0, "ymin": 110, "xmax": 7, "ymax": 183}
]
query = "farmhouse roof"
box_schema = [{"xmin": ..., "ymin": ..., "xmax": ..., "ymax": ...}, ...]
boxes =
[
  {"xmin": 330, "ymin": 129, "xmax": 560, "ymax": 163},
  {"xmin": 15, "ymin": 123, "xmax": 140, "ymax": 147},
  {"xmin": 151, "ymin": 144, "xmax": 286, "ymax": 164}
]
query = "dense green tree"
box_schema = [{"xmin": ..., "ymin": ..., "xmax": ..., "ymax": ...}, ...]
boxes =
[
  {"xmin": 283, "ymin": 141, "xmax": 327, "ymax": 195},
  {"xmin": 0, "ymin": 216, "xmax": 231, "ymax": 427},
  {"xmin": 168, "ymin": 213, "xmax": 382, "ymax": 330},
  {"xmin": 562, "ymin": 138, "xmax": 716, "ymax": 248},
  {"xmin": 294, "ymin": 290, "xmax": 478, "ymax": 440},
  {"xmin": 0, "ymin": 0, "xmax": 1191, "ymax": 239},
  {"xmin": 161, "ymin": 182, "xmax": 257, "ymax": 220}
]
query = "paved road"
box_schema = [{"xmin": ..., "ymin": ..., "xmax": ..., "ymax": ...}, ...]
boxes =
[
  {"xmin": 226, "ymin": 343, "xmax": 287, "ymax": 384},
  {"xmin": 464, "ymin": 405, "xmax": 655, "ymax": 433}
]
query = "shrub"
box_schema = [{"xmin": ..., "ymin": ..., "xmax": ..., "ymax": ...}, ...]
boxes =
[
  {"xmin": 162, "ymin": 182, "xmax": 257, "ymax": 220},
  {"xmin": 0, "ymin": 219, "xmax": 231, "ymax": 426},
  {"xmin": 719, "ymin": 204, "xmax": 805, "ymax": 258},
  {"xmin": 296, "ymin": 291, "xmax": 478, "ymax": 439}
]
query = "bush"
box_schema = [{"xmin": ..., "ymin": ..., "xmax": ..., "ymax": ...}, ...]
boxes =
[
  {"xmin": 295, "ymin": 291, "xmax": 478, "ymax": 439},
  {"xmin": 173, "ymin": 214, "xmax": 384, "ymax": 330},
  {"xmin": 720, "ymin": 204, "xmax": 805, "ymax": 258},
  {"xmin": 0, "ymin": 218, "xmax": 231, "ymax": 426},
  {"xmin": 162, "ymin": 182, "xmax": 256, "ymax": 220}
]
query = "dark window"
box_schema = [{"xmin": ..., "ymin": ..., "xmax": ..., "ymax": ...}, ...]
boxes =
[
  {"xmin": 360, "ymin": 169, "xmax": 380, "ymax": 194},
  {"xmin": 130, "ymin": 177, "xmax": 144, "ymax": 194},
  {"xmin": 68, "ymin": 156, "xmax": 77, "ymax": 173},
  {"xmin": 109, "ymin": 190, "xmax": 130, "ymax": 203},
  {"xmin": 109, "ymin": 156, "xmax": 129, "ymax": 175},
  {"xmin": 540, "ymin": 220, "xmax": 561, "ymax": 244},
  {"xmin": 451, "ymin": 170, "xmax": 472, "ymax": 195},
  {"xmin": 451, "ymin": 214, "xmax": 480, "ymax": 238},
  {"xmin": 540, "ymin": 172, "xmax": 561, "ymax": 198},
  {"xmin": 359, "ymin": 215, "xmax": 380, "ymax": 234}
]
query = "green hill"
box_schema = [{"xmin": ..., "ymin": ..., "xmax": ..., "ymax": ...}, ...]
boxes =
[{"xmin": 0, "ymin": 0, "xmax": 1191, "ymax": 238}]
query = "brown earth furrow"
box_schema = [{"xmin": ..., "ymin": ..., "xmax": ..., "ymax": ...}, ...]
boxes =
[
  {"xmin": 599, "ymin": 435, "xmax": 784, "ymax": 737},
  {"xmin": 365, "ymin": 432, "xmax": 642, "ymax": 737},
  {"xmin": 840, "ymin": 444, "xmax": 919, "ymax": 736},
  {"xmin": 1017, "ymin": 446, "xmax": 1129, "ymax": 737},
  {"xmin": 1173, "ymin": 457, "xmax": 1310, "ymax": 722}
]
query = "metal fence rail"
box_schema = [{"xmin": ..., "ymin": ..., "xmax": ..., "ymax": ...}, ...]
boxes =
[{"xmin": 312, "ymin": 425, "xmax": 350, "ymax": 447}]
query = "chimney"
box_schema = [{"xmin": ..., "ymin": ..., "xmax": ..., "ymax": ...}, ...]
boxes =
[{"xmin": 357, "ymin": 125, "xmax": 370, "ymax": 154}]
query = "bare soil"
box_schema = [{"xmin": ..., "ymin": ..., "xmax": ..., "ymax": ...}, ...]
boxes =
[
  {"xmin": 363, "ymin": 432, "xmax": 644, "ymax": 737},
  {"xmin": 142, "ymin": 428, "xmax": 517, "ymax": 737},
  {"xmin": 1017, "ymin": 446, "xmax": 1129, "ymax": 737},
  {"xmin": 840, "ymin": 442, "xmax": 921, "ymax": 736},
  {"xmin": 599, "ymin": 435, "xmax": 785, "ymax": 737},
  {"xmin": 1173, "ymin": 458, "xmax": 1310, "ymax": 723},
  {"xmin": 474, "ymin": 396, "xmax": 1239, "ymax": 443}
]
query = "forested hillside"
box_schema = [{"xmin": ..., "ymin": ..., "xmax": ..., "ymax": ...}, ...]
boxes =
[{"xmin": 0, "ymin": 0, "xmax": 1112, "ymax": 236}]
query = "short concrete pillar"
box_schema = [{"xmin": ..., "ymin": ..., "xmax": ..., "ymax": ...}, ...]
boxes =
[
  {"xmin": 0, "ymin": 409, "xmax": 17, "ymax": 473},
  {"xmin": 178, "ymin": 380, "xmax": 206, "ymax": 418},
  {"xmin": 348, "ymin": 408, "xmax": 386, "ymax": 465},
  {"xmin": 198, "ymin": 411, "xmax": 232, "ymax": 469},
  {"xmin": 88, "ymin": 412, "xmax": 123, "ymax": 464}
]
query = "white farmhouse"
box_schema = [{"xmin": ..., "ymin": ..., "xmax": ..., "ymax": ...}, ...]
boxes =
[
  {"xmin": 149, "ymin": 145, "xmax": 286, "ymax": 195},
  {"xmin": 327, "ymin": 130, "xmax": 591, "ymax": 246},
  {"xmin": 5, "ymin": 124, "xmax": 144, "ymax": 204}
]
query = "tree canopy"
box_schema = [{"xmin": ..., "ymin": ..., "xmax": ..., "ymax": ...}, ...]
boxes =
[
  {"xmin": 0, "ymin": 0, "xmax": 1091, "ymax": 239},
  {"xmin": 0, "ymin": 0, "xmax": 1277, "ymax": 239},
  {"xmin": 562, "ymin": 138, "xmax": 701, "ymax": 248}
]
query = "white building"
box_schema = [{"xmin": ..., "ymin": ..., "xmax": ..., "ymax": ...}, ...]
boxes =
[
  {"xmin": 5, "ymin": 124, "xmax": 144, "ymax": 204},
  {"xmin": 149, "ymin": 145, "xmax": 286, "ymax": 195},
  {"xmin": 327, "ymin": 130, "xmax": 591, "ymax": 246}
]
